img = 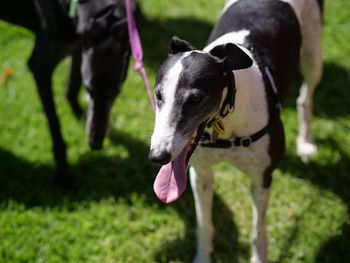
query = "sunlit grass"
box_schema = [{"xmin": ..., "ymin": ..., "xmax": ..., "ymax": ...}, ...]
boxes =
[{"xmin": 0, "ymin": 0, "xmax": 349, "ymax": 262}]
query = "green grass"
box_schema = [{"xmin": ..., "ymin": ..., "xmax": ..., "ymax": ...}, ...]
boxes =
[{"xmin": 0, "ymin": 0, "xmax": 349, "ymax": 262}]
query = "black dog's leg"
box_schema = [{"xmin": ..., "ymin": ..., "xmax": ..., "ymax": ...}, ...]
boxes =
[
  {"xmin": 28, "ymin": 37, "xmax": 76, "ymax": 189},
  {"xmin": 66, "ymin": 48, "xmax": 84, "ymax": 119}
]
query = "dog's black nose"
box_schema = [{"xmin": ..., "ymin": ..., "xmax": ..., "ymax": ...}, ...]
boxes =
[{"xmin": 148, "ymin": 149, "xmax": 171, "ymax": 165}]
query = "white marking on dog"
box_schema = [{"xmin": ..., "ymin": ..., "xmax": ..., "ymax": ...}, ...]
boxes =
[
  {"xmin": 251, "ymin": 181, "xmax": 270, "ymax": 263},
  {"xmin": 86, "ymin": 99, "xmax": 94, "ymax": 134},
  {"xmin": 150, "ymin": 52, "xmax": 190, "ymax": 158},
  {"xmin": 190, "ymin": 166, "xmax": 214, "ymax": 263},
  {"xmin": 204, "ymin": 30, "xmax": 250, "ymax": 52}
]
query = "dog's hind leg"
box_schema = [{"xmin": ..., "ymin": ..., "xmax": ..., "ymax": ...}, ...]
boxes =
[
  {"xmin": 249, "ymin": 172, "xmax": 270, "ymax": 263},
  {"xmin": 66, "ymin": 49, "xmax": 84, "ymax": 119},
  {"xmin": 189, "ymin": 165, "xmax": 214, "ymax": 263},
  {"xmin": 28, "ymin": 36, "xmax": 75, "ymax": 188},
  {"xmin": 297, "ymin": 1, "xmax": 323, "ymax": 161}
]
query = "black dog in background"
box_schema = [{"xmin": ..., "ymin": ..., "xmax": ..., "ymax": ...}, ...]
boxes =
[{"xmin": 0, "ymin": 0, "xmax": 140, "ymax": 187}]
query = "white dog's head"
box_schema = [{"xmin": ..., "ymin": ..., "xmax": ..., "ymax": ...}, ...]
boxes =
[
  {"xmin": 148, "ymin": 36, "xmax": 252, "ymax": 203},
  {"xmin": 149, "ymin": 36, "xmax": 252, "ymax": 164}
]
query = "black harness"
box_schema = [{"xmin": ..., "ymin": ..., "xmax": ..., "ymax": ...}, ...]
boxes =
[{"xmin": 199, "ymin": 47, "xmax": 281, "ymax": 149}]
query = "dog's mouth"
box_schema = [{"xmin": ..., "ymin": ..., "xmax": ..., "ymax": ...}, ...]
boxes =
[{"xmin": 153, "ymin": 122, "xmax": 207, "ymax": 203}]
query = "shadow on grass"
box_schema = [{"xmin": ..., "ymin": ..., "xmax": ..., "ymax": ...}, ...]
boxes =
[
  {"xmin": 283, "ymin": 62, "xmax": 350, "ymax": 118},
  {"xmin": 1, "ymin": 14, "xmax": 349, "ymax": 262},
  {"xmin": 313, "ymin": 62, "xmax": 350, "ymax": 118},
  {"xmin": 0, "ymin": 129, "xmax": 245, "ymax": 262},
  {"xmin": 276, "ymin": 62, "xmax": 350, "ymax": 262},
  {"xmin": 0, "ymin": 16, "xmax": 246, "ymax": 262},
  {"xmin": 277, "ymin": 136, "xmax": 350, "ymax": 262},
  {"xmin": 153, "ymin": 190, "xmax": 248, "ymax": 263}
]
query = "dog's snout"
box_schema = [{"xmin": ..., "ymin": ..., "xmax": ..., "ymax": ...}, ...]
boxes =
[
  {"xmin": 89, "ymin": 139, "xmax": 103, "ymax": 150},
  {"xmin": 148, "ymin": 149, "xmax": 171, "ymax": 165},
  {"xmin": 88, "ymin": 131, "xmax": 104, "ymax": 150}
]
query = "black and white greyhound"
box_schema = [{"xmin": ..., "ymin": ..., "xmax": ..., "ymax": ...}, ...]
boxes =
[
  {"xmin": 0, "ymin": 0, "xmax": 140, "ymax": 187},
  {"xmin": 149, "ymin": 0, "xmax": 323, "ymax": 262}
]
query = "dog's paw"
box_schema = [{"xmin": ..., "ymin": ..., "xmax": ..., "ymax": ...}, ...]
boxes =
[{"xmin": 297, "ymin": 137, "xmax": 318, "ymax": 162}]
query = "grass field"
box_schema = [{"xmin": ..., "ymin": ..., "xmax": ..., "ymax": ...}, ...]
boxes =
[{"xmin": 0, "ymin": 0, "xmax": 350, "ymax": 262}]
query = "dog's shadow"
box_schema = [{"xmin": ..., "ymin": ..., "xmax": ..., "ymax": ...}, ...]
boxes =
[
  {"xmin": 284, "ymin": 62, "xmax": 350, "ymax": 118},
  {"xmin": 277, "ymin": 62, "xmax": 350, "ymax": 262},
  {"xmin": 0, "ymin": 128, "xmax": 245, "ymax": 262},
  {"xmin": 0, "ymin": 15, "xmax": 244, "ymax": 263},
  {"xmin": 277, "ymin": 137, "xmax": 350, "ymax": 262}
]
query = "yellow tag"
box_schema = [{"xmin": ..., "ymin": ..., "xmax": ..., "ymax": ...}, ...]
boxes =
[{"xmin": 211, "ymin": 120, "xmax": 226, "ymax": 136}]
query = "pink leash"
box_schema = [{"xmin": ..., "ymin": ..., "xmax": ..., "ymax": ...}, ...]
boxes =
[{"xmin": 124, "ymin": 0, "xmax": 156, "ymax": 112}]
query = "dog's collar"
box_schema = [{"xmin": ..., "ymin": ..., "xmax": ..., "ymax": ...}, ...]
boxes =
[
  {"xmin": 200, "ymin": 124, "xmax": 270, "ymax": 148},
  {"xmin": 218, "ymin": 69, "xmax": 237, "ymax": 118},
  {"xmin": 199, "ymin": 65, "xmax": 281, "ymax": 149},
  {"xmin": 206, "ymin": 68, "xmax": 237, "ymax": 132}
]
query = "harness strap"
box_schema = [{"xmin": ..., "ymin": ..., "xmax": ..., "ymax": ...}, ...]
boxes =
[
  {"xmin": 207, "ymin": 69, "xmax": 236, "ymax": 129},
  {"xmin": 200, "ymin": 124, "xmax": 269, "ymax": 148},
  {"xmin": 199, "ymin": 62, "xmax": 280, "ymax": 149}
]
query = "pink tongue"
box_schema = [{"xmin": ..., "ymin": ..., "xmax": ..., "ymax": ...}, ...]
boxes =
[{"xmin": 153, "ymin": 147, "xmax": 189, "ymax": 203}]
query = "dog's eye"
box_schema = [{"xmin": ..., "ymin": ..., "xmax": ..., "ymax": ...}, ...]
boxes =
[
  {"xmin": 187, "ymin": 94, "xmax": 203, "ymax": 104},
  {"xmin": 155, "ymin": 91, "xmax": 163, "ymax": 102}
]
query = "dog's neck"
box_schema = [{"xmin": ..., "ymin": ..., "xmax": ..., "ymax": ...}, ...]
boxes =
[
  {"xmin": 203, "ymin": 32, "xmax": 269, "ymax": 139},
  {"xmin": 217, "ymin": 60, "xmax": 269, "ymax": 139}
]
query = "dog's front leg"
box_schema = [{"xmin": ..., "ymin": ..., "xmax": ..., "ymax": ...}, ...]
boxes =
[
  {"xmin": 250, "ymin": 176, "xmax": 270, "ymax": 263},
  {"xmin": 28, "ymin": 37, "xmax": 74, "ymax": 188},
  {"xmin": 66, "ymin": 48, "xmax": 84, "ymax": 119},
  {"xmin": 189, "ymin": 166, "xmax": 214, "ymax": 263}
]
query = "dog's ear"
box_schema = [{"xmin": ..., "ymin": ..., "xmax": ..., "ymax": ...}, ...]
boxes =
[
  {"xmin": 169, "ymin": 36, "xmax": 194, "ymax": 54},
  {"xmin": 111, "ymin": 19, "xmax": 128, "ymax": 40},
  {"xmin": 84, "ymin": 5, "xmax": 115, "ymax": 38},
  {"xmin": 84, "ymin": 19, "xmax": 104, "ymax": 39},
  {"xmin": 209, "ymin": 43, "xmax": 253, "ymax": 70}
]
